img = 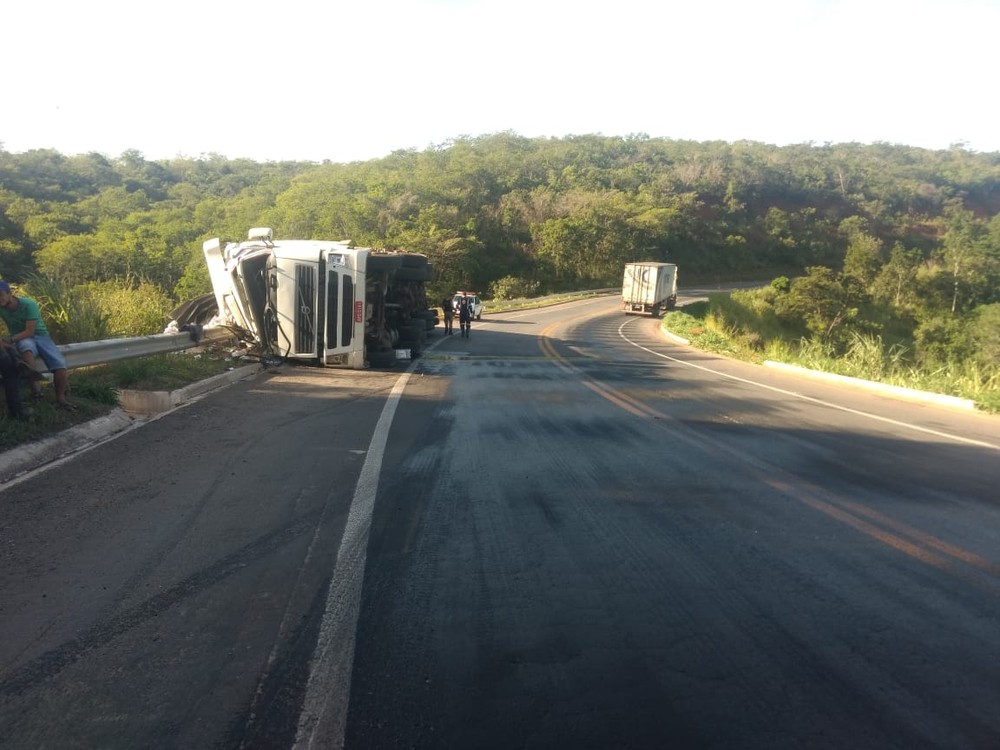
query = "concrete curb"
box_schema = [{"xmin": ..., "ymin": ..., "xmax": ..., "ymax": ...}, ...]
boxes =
[
  {"xmin": 0, "ymin": 410, "xmax": 137, "ymax": 485},
  {"xmin": 761, "ymin": 361, "xmax": 975, "ymax": 410},
  {"xmin": 117, "ymin": 364, "xmax": 262, "ymax": 415},
  {"xmin": 661, "ymin": 330, "xmax": 690, "ymax": 346},
  {"xmin": 1, "ymin": 364, "xmax": 262, "ymax": 486}
]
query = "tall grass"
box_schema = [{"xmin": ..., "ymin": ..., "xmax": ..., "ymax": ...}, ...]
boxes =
[
  {"xmin": 18, "ymin": 274, "xmax": 111, "ymax": 343},
  {"xmin": 665, "ymin": 292, "xmax": 1000, "ymax": 413},
  {"xmin": 17, "ymin": 274, "xmax": 175, "ymax": 342},
  {"xmin": 83, "ymin": 278, "xmax": 174, "ymax": 336}
]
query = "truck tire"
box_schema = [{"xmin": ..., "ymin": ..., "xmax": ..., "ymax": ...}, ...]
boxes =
[
  {"xmin": 398, "ymin": 324, "xmax": 426, "ymax": 341},
  {"xmin": 368, "ymin": 255, "xmax": 404, "ymax": 272},
  {"xmin": 368, "ymin": 348, "xmax": 396, "ymax": 368},
  {"xmin": 400, "ymin": 254, "xmax": 429, "ymax": 268},
  {"xmin": 393, "ymin": 266, "xmax": 433, "ymax": 282}
]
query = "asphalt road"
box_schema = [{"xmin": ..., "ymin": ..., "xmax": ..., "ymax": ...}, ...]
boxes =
[{"xmin": 2, "ymin": 294, "xmax": 999, "ymax": 749}]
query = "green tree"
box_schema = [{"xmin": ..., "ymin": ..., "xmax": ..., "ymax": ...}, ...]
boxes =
[
  {"xmin": 938, "ymin": 205, "xmax": 991, "ymax": 314},
  {"xmin": 842, "ymin": 231, "xmax": 883, "ymax": 288},
  {"xmin": 777, "ymin": 266, "xmax": 860, "ymax": 347},
  {"xmin": 34, "ymin": 234, "xmax": 103, "ymax": 285},
  {"xmin": 871, "ymin": 242, "xmax": 921, "ymax": 312}
]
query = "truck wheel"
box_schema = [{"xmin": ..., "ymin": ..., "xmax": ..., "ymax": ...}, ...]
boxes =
[
  {"xmin": 651, "ymin": 304, "xmax": 660, "ymax": 317},
  {"xmin": 367, "ymin": 255, "xmax": 404, "ymax": 272},
  {"xmin": 399, "ymin": 325, "xmax": 426, "ymax": 343},
  {"xmin": 393, "ymin": 266, "xmax": 433, "ymax": 282},
  {"xmin": 368, "ymin": 348, "xmax": 396, "ymax": 368},
  {"xmin": 400, "ymin": 254, "xmax": 429, "ymax": 268}
]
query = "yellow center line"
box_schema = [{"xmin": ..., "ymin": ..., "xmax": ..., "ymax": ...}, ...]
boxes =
[
  {"xmin": 830, "ymin": 495, "xmax": 1000, "ymax": 577},
  {"xmin": 537, "ymin": 315, "xmax": 1000, "ymax": 592}
]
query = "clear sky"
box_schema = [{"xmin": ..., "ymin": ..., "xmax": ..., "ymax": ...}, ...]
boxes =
[{"xmin": 3, "ymin": 0, "xmax": 997, "ymax": 163}]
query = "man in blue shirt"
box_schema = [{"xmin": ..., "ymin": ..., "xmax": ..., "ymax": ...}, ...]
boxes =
[{"xmin": 0, "ymin": 281, "xmax": 74, "ymax": 410}]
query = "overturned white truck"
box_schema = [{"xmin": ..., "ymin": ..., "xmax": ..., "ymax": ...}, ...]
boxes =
[{"xmin": 201, "ymin": 228, "xmax": 437, "ymax": 368}]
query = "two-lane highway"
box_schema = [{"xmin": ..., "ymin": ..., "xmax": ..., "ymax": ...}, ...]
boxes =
[
  {"xmin": 2, "ymin": 294, "xmax": 999, "ymax": 749},
  {"xmin": 350, "ymin": 296, "xmax": 1000, "ymax": 749}
]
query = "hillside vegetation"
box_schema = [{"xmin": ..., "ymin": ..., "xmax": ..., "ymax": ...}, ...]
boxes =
[{"xmin": 1, "ymin": 134, "xmax": 998, "ymax": 405}]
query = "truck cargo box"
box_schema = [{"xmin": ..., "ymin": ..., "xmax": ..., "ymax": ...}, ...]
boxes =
[{"xmin": 622, "ymin": 262, "xmax": 678, "ymax": 316}]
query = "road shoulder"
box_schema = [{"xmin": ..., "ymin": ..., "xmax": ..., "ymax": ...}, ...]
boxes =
[{"xmin": 0, "ymin": 365, "xmax": 262, "ymax": 486}]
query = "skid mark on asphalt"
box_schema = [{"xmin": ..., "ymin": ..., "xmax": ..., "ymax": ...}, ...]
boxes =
[{"xmin": 0, "ymin": 511, "xmax": 323, "ymax": 698}]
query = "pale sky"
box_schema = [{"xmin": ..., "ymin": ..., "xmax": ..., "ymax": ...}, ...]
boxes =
[{"xmin": 3, "ymin": 0, "xmax": 997, "ymax": 163}]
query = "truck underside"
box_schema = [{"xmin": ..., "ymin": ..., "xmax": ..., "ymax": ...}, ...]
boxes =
[{"xmin": 363, "ymin": 254, "xmax": 436, "ymax": 366}]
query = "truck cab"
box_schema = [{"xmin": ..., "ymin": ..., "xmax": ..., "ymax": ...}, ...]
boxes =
[{"xmin": 203, "ymin": 228, "xmax": 434, "ymax": 368}]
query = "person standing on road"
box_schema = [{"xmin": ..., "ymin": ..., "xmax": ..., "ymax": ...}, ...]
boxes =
[
  {"xmin": 442, "ymin": 296, "xmax": 454, "ymax": 335},
  {"xmin": 458, "ymin": 293, "xmax": 472, "ymax": 338},
  {"xmin": 0, "ymin": 280, "xmax": 75, "ymax": 411}
]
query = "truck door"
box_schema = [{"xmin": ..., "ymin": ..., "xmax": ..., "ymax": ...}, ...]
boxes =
[{"xmin": 321, "ymin": 250, "xmax": 365, "ymax": 368}]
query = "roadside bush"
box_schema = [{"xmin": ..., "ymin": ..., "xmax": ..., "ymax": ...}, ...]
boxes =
[
  {"xmin": 489, "ymin": 275, "xmax": 540, "ymax": 301},
  {"xmin": 775, "ymin": 266, "xmax": 861, "ymax": 351},
  {"xmin": 913, "ymin": 313, "xmax": 973, "ymax": 366},
  {"xmin": 970, "ymin": 303, "xmax": 1000, "ymax": 367},
  {"xmin": 713, "ymin": 287, "xmax": 792, "ymax": 343},
  {"xmin": 82, "ymin": 278, "xmax": 174, "ymax": 336}
]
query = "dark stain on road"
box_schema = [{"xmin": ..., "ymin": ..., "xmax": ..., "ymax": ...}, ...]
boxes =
[{"xmin": 0, "ymin": 510, "xmax": 322, "ymax": 699}]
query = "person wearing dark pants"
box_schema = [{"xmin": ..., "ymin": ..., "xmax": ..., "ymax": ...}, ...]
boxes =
[
  {"xmin": 0, "ymin": 344, "xmax": 30, "ymax": 420},
  {"xmin": 0, "ymin": 280, "xmax": 74, "ymax": 410},
  {"xmin": 442, "ymin": 296, "xmax": 454, "ymax": 335},
  {"xmin": 458, "ymin": 295, "xmax": 472, "ymax": 338}
]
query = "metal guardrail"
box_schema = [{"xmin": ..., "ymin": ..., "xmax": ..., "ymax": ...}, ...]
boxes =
[{"xmin": 58, "ymin": 326, "xmax": 235, "ymax": 370}]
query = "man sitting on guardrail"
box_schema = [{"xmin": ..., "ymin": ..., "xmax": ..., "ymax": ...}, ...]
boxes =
[{"xmin": 0, "ymin": 281, "xmax": 75, "ymax": 411}]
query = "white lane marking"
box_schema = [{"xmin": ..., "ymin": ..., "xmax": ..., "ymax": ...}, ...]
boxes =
[
  {"xmin": 616, "ymin": 320, "xmax": 1000, "ymax": 452},
  {"xmin": 293, "ymin": 370, "xmax": 412, "ymax": 750}
]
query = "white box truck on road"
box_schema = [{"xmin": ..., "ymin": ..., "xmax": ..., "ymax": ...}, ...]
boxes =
[{"xmin": 622, "ymin": 262, "xmax": 678, "ymax": 316}]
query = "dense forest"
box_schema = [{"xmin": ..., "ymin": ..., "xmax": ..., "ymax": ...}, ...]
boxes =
[{"xmin": 1, "ymin": 133, "xmax": 998, "ymax": 373}]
